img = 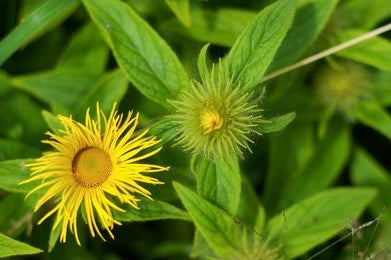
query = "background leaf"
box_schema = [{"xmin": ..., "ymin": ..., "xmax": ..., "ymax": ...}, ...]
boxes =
[
  {"xmin": 223, "ymin": 0, "xmax": 295, "ymax": 90},
  {"xmin": 0, "ymin": 159, "xmax": 35, "ymax": 193},
  {"xmin": 82, "ymin": 0, "xmax": 190, "ymax": 105},
  {"xmin": 267, "ymin": 188, "xmax": 376, "ymax": 258},
  {"xmin": 0, "ymin": 0, "xmax": 78, "ymax": 65},
  {"xmin": 0, "ymin": 233, "xmax": 42, "ymax": 258}
]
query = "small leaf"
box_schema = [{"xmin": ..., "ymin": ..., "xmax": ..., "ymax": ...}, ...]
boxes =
[
  {"xmin": 41, "ymin": 110, "xmax": 63, "ymax": 135},
  {"xmin": 195, "ymin": 155, "xmax": 241, "ymax": 214},
  {"xmin": 0, "ymin": 159, "xmax": 35, "ymax": 193},
  {"xmin": 353, "ymin": 101, "xmax": 391, "ymax": 141},
  {"xmin": 0, "ymin": 0, "xmax": 78, "ymax": 65},
  {"xmin": 165, "ymin": 0, "xmax": 191, "ymax": 27},
  {"xmin": 267, "ymin": 187, "xmax": 376, "ymax": 258},
  {"xmin": 148, "ymin": 118, "xmax": 180, "ymax": 145},
  {"xmin": 114, "ymin": 199, "xmax": 190, "ymax": 222},
  {"xmin": 336, "ymin": 30, "xmax": 391, "ymax": 71},
  {"xmin": 197, "ymin": 43, "xmax": 211, "ymax": 84},
  {"xmin": 223, "ymin": 0, "xmax": 295, "ymax": 90},
  {"xmin": 257, "ymin": 112, "xmax": 296, "ymax": 133},
  {"xmin": 0, "ymin": 233, "xmax": 42, "ymax": 258},
  {"xmin": 174, "ymin": 182, "xmax": 242, "ymax": 258},
  {"xmin": 82, "ymin": 0, "xmax": 190, "ymax": 105},
  {"xmin": 48, "ymin": 220, "xmax": 62, "ymax": 252}
]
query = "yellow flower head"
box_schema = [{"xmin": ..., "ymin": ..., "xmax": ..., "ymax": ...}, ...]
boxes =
[{"xmin": 20, "ymin": 103, "xmax": 168, "ymax": 245}]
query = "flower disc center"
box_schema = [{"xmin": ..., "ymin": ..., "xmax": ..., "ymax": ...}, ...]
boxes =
[
  {"xmin": 200, "ymin": 109, "xmax": 223, "ymax": 135},
  {"xmin": 72, "ymin": 147, "xmax": 112, "ymax": 187}
]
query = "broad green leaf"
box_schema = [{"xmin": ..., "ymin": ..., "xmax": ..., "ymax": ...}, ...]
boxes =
[
  {"xmin": 223, "ymin": 0, "xmax": 295, "ymax": 90},
  {"xmin": 281, "ymin": 121, "xmax": 351, "ymax": 208},
  {"xmin": 0, "ymin": 0, "xmax": 78, "ymax": 65},
  {"xmin": 162, "ymin": 8, "xmax": 256, "ymax": 47},
  {"xmin": 57, "ymin": 23, "xmax": 109, "ymax": 75},
  {"xmin": 267, "ymin": 188, "xmax": 376, "ymax": 258},
  {"xmin": 0, "ymin": 139, "xmax": 40, "ymax": 161},
  {"xmin": 174, "ymin": 182, "xmax": 242, "ymax": 258},
  {"xmin": 165, "ymin": 0, "xmax": 191, "ymax": 27},
  {"xmin": 263, "ymin": 123, "xmax": 314, "ymax": 214},
  {"xmin": 195, "ymin": 155, "xmax": 241, "ymax": 214},
  {"xmin": 12, "ymin": 70, "xmax": 96, "ymax": 110},
  {"xmin": 336, "ymin": 30, "xmax": 391, "ymax": 71},
  {"xmin": 0, "ymin": 159, "xmax": 35, "ymax": 193},
  {"xmin": 0, "ymin": 233, "xmax": 42, "ymax": 258},
  {"xmin": 82, "ymin": 0, "xmax": 190, "ymax": 105},
  {"xmin": 73, "ymin": 69, "xmax": 128, "ymax": 120},
  {"xmin": 353, "ymin": 101, "xmax": 391, "ymax": 141},
  {"xmin": 114, "ymin": 199, "xmax": 190, "ymax": 222},
  {"xmin": 41, "ymin": 110, "xmax": 63, "ymax": 135},
  {"xmin": 148, "ymin": 118, "xmax": 180, "ymax": 145},
  {"xmin": 337, "ymin": 0, "xmax": 391, "ymax": 30},
  {"xmin": 350, "ymin": 148, "xmax": 391, "ymax": 214},
  {"xmin": 0, "ymin": 194, "xmax": 35, "ymax": 237},
  {"xmin": 257, "ymin": 112, "xmax": 296, "ymax": 133},
  {"xmin": 267, "ymin": 0, "xmax": 339, "ymax": 72}
]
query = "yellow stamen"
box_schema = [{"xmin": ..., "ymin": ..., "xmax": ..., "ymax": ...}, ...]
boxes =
[{"xmin": 72, "ymin": 147, "xmax": 112, "ymax": 187}]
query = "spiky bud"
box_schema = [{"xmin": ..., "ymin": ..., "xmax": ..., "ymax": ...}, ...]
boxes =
[{"xmin": 169, "ymin": 62, "xmax": 264, "ymax": 159}]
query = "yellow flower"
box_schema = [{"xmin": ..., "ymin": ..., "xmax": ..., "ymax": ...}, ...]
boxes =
[{"xmin": 20, "ymin": 103, "xmax": 167, "ymax": 245}]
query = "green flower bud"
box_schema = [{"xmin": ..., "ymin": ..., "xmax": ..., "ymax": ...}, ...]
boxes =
[{"xmin": 169, "ymin": 61, "xmax": 264, "ymax": 159}]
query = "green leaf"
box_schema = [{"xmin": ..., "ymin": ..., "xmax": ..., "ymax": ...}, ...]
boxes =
[
  {"xmin": 223, "ymin": 0, "xmax": 295, "ymax": 90},
  {"xmin": 374, "ymin": 71, "xmax": 391, "ymax": 106},
  {"xmin": 0, "ymin": 0, "xmax": 78, "ymax": 65},
  {"xmin": 280, "ymin": 120, "xmax": 351, "ymax": 208},
  {"xmin": 350, "ymin": 148, "xmax": 391, "ymax": 214},
  {"xmin": 12, "ymin": 70, "xmax": 96, "ymax": 110},
  {"xmin": 268, "ymin": 0, "xmax": 339, "ymax": 72},
  {"xmin": 48, "ymin": 220, "xmax": 62, "ymax": 252},
  {"xmin": 0, "ymin": 194, "xmax": 34, "ymax": 237},
  {"xmin": 337, "ymin": 0, "xmax": 391, "ymax": 30},
  {"xmin": 257, "ymin": 112, "xmax": 296, "ymax": 133},
  {"xmin": 165, "ymin": 0, "xmax": 191, "ymax": 27},
  {"xmin": 114, "ymin": 199, "xmax": 190, "ymax": 222},
  {"xmin": 73, "ymin": 69, "xmax": 128, "ymax": 120},
  {"xmin": 353, "ymin": 101, "xmax": 391, "ymax": 141},
  {"xmin": 0, "ymin": 233, "xmax": 42, "ymax": 258},
  {"xmin": 263, "ymin": 123, "xmax": 314, "ymax": 214},
  {"xmin": 197, "ymin": 43, "xmax": 211, "ymax": 84},
  {"xmin": 266, "ymin": 187, "xmax": 376, "ymax": 258},
  {"xmin": 195, "ymin": 155, "xmax": 241, "ymax": 214},
  {"xmin": 56, "ymin": 22, "xmax": 109, "ymax": 75},
  {"xmin": 237, "ymin": 176, "xmax": 261, "ymax": 228},
  {"xmin": 148, "ymin": 118, "xmax": 179, "ymax": 145},
  {"xmin": 163, "ymin": 8, "xmax": 256, "ymax": 47},
  {"xmin": 336, "ymin": 30, "xmax": 391, "ymax": 71},
  {"xmin": 41, "ymin": 110, "xmax": 63, "ymax": 136},
  {"xmin": 173, "ymin": 182, "xmax": 242, "ymax": 258},
  {"xmin": 0, "ymin": 139, "xmax": 40, "ymax": 161},
  {"xmin": 82, "ymin": 0, "xmax": 190, "ymax": 105},
  {"xmin": 0, "ymin": 159, "xmax": 35, "ymax": 193}
]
